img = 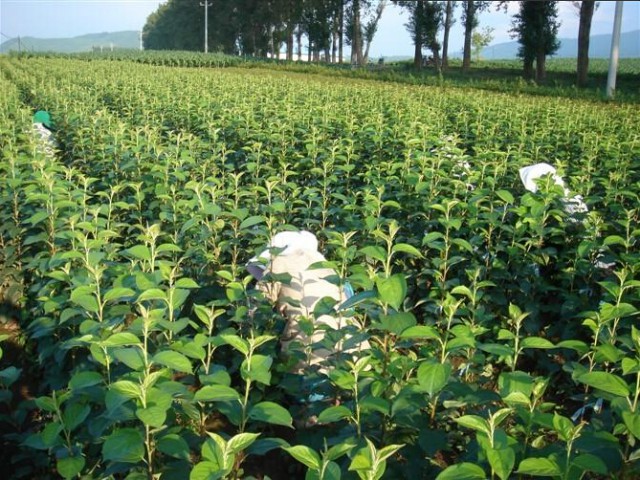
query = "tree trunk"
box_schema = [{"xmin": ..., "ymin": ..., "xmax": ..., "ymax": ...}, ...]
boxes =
[
  {"xmin": 462, "ymin": 0, "xmax": 475, "ymax": 72},
  {"xmin": 524, "ymin": 57, "xmax": 534, "ymax": 79},
  {"xmin": 363, "ymin": 1, "xmax": 385, "ymax": 65},
  {"xmin": 339, "ymin": 0, "xmax": 344, "ymax": 63},
  {"xmin": 269, "ymin": 25, "xmax": 275, "ymax": 58},
  {"xmin": 577, "ymin": 0, "xmax": 595, "ymax": 87},
  {"xmin": 431, "ymin": 41, "xmax": 442, "ymax": 73},
  {"xmin": 535, "ymin": 50, "xmax": 546, "ymax": 81},
  {"xmin": 296, "ymin": 27, "xmax": 302, "ymax": 61},
  {"xmin": 353, "ymin": 0, "xmax": 363, "ymax": 65},
  {"xmin": 413, "ymin": 0, "xmax": 424, "ymax": 70},
  {"xmin": 442, "ymin": 0, "xmax": 454, "ymax": 70},
  {"xmin": 287, "ymin": 24, "xmax": 294, "ymax": 61}
]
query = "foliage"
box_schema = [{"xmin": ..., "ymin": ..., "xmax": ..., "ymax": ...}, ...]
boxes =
[
  {"xmin": 511, "ymin": 0, "xmax": 561, "ymax": 81},
  {"xmin": 393, "ymin": 1, "xmax": 444, "ymax": 69},
  {"xmin": 1, "ymin": 54, "xmax": 640, "ymax": 479},
  {"xmin": 471, "ymin": 26, "xmax": 494, "ymax": 61}
]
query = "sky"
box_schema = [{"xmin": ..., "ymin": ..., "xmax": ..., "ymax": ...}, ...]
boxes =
[{"xmin": 0, "ymin": 0, "xmax": 638, "ymax": 56}]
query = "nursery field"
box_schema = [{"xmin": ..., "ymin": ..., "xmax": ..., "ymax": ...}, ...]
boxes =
[{"xmin": 0, "ymin": 56, "xmax": 639, "ymax": 480}]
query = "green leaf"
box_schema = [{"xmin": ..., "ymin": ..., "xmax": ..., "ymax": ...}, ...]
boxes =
[
  {"xmin": 487, "ymin": 447, "xmax": 515, "ymax": 480},
  {"xmin": 227, "ymin": 432, "xmax": 260, "ymax": 455},
  {"xmin": 70, "ymin": 287, "xmax": 99, "ymax": 313},
  {"xmin": 451, "ymin": 285, "xmax": 474, "ymax": 300},
  {"xmin": 337, "ymin": 290, "xmax": 377, "ymax": 311},
  {"xmin": 478, "ymin": 343, "xmax": 513, "ymax": 357},
  {"xmin": 359, "ymin": 245, "xmax": 387, "ymax": 263},
  {"xmin": 328, "ymin": 369, "xmax": 356, "ymax": 390},
  {"xmin": 555, "ymin": 340, "xmax": 589, "ymax": 354},
  {"xmin": 622, "ymin": 357, "xmax": 640, "ymax": 375},
  {"xmin": 360, "ymin": 396, "xmax": 390, "ymax": 416},
  {"xmin": 103, "ymin": 287, "xmax": 136, "ymax": 303},
  {"xmin": 452, "ymin": 238, "xmax": 473, "ymax": 252},
  {"xmin": 435, "ymin": 462, "xmax": 487, "ymax": 480},
  {"xmin": 63, "ymin": 403, "xmax": 91, "ymax": 432},
  {"xmin": 317, "ymin": 405, "xmax": 352, "ymax": 424},
  {"xmin": 623, "ymin": 411, "xmax": 640, "ymax": 440},
  {"xmin": 102, "ymin": 332, "xmax": 141, "ymax": 347},
  {"xmin": 241, "ymin": 354, "xmax": 272, "ymax": 385},
  {"xmin": 553, "ymin": 413, "xmax": 575, "ymax": 442},
  {"xmin": 577, "ymin": 371, "xmax": 630, "ymax": 397},
  {"xmin": 157, "ymin": 434, "xmax": 191, "ymax": 460},
  {"xmin": 572, "ymin": 453, "xmax": 609, "ymax": 475},
  {"xmin": 496, "ymin": 189, "xmax": 514, "ymax": 204},
  {"xmin": 248, "ymin": 401, "xmax": 293, "ymax": 428},
  {"xmin": 392, "ymin": 243, "xmax": 423, "ymax": 258},
  {"xmin": 102, "ymin": 428, "xmax": 145, "ymax": 463},
  {"xmin": 377, "ymin": 312, "xmax": 416, "ymax": 336},
  {"xmin": 42, "ymin": 421, "xmax": 63, "ymax": 447},
  {"xmin": 521, "ymin": 337, "xmax": 555, "ymax": 349},
  {"xmin": 175, "ymin": 278, "xmax": 200, "ymax": 289},
  {"xmin": 69, "ymin": 371, "xmax": 103, "ymax": 390},
  {"xmin": 137, "ymin": 288, "xmax": 167, "ymax": 302},
  {"xmin": 455, "ymin": 415, "xmax": 490, "ymax": 436},
  {"xmin": 124, "ymin": 245, "xmax": 151, "ymax": 261},
  {"xmin": 153, "ymin": 350, "xmax": 193, "ymax": 374},
  {"xmin": 194, "ymin": 385, "xmax": 241, "ymax": 403},
  {"xmin": 156, "ymin": 243, "xmax": 182, "ymax": 254},
  {"xmin": 417, "ymin": 362, "xmax": 451, "ymax": 397},
  {"xmin": 517, "ymin": 457, "xmax": 561, "ymax": 477},
  {"xmin": 35, "ymin": 396, "xmax": 56, "ymax": 412},
  {"xmin": 112, "ymin": 348, "xmax": 145, "ymax": 371},
  {"xmin": 136, "ymin": 405, "xmax": 167, "ymax": 428},
  {"xmin": 111, "ymin": 380, "xmax": 142, "ymax": 399},
  {"xmin": 190, "ymin": 461, "xmax": 225, "ymax": 480},
  {"xmin": 399, "ymin": 325, "xmax": 440, "ymax": 340},
  {"xmin": 376, "ymin": 274, "xmax": 407, "ymax": 310},
  {"xmin": 239, "ymin": 215, "xmax": 265, "ymax": 229},
  {"xmin": 220, "ymin": 335, "xmax": 249, "ymax": 356},
  {"xmin": 57, "ymin": 455, "xmax": 85, "ymax": 479},
  {"xmin": 320, "ymin": 461, "xmax": 341, "ymax": 480}
]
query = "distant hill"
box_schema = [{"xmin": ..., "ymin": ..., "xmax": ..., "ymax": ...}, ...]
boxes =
[
  {"xmin": 0, "ymin": 31, "xmax": 141, "ymax": 54},
  {"xmin": 481, "ymin": 29, "xmax": 639, "ymax": 60}
]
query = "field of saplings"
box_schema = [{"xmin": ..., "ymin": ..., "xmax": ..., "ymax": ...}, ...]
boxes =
[{"xmin": 0, "ymin": 56, "xmax": 639, "ymax": 480}]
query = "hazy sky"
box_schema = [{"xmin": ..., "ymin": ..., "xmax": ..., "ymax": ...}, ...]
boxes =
[{"xmin": 1, "ymin": 0, "xmax": 638, "ymax": 56}]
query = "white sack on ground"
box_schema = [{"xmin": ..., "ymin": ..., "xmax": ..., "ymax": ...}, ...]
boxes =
[
  {"xmin": 519, "ymin": 162, "xmax": 588, "ymax": 215},
  {"xmin": 248, "ymin": 230, "xmax": 369, "ymax": 370}
]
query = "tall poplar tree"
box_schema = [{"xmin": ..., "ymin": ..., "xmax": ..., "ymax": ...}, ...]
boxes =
[
  {"xmin": 575, "ymin": 1, "xmax": 597, "ymax": 87},
  {"xmin": 512, "ymin": 0, "xmax": 560, "ymax": 82},
  {"xmin": 461, "ymin": 1, "xmax": 489, "ymax": 72}
]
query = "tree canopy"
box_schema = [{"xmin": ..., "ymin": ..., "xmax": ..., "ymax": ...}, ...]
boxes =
[
  {"xmin": 511, "ymin": 0, "xmax": 561, "ymax": 81},
  {"xmin": 142, "ymin": 0, "xmax": 385, "ymax": 66}
]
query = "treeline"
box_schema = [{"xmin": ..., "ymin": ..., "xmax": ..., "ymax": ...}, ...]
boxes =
[
  {"xmin": 143, "ymin": 1, "xmax": 599, "ymax": 85},
  {"xmin": 142, "ymin": 0, "xmax": 387, "ymax": 65}
]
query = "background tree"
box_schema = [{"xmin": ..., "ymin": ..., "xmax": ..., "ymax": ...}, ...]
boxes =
[
  {"xmin": 362, "ymin": 1, "xmax": 386, "ymax": 63},
  {"xmin": 461, "ymin": 1, "xmax": 490, "ymax": 72},
  {"xmin": 394, "ymin": 1, "xmax": 443, "ymax": 71},
  {"xmin": 574, "ymin": 1, "xmax": 597, "ymax": 87},
  {"xmin": 345, "ymin": 0, "xmax": 386, "ymax": 66},
  {"xmin": 512, "ymin": 0, "xmax": 560, "ymax": 82},
  {"xmin": 471, "ymin": 26, "xmax": 493, "ymax": 61},
  {"xmin": 441, "ymin": 0, "xmax": 457, "ymax": 70}
]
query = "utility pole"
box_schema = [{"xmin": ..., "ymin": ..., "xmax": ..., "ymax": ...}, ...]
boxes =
[
  {"xmin": 606, "ymin": 0, "xmax": 624, "ymax": 99},
  {"xmin": 200, "ymin": 1, "xmax": 212, "ymax": 53}
]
